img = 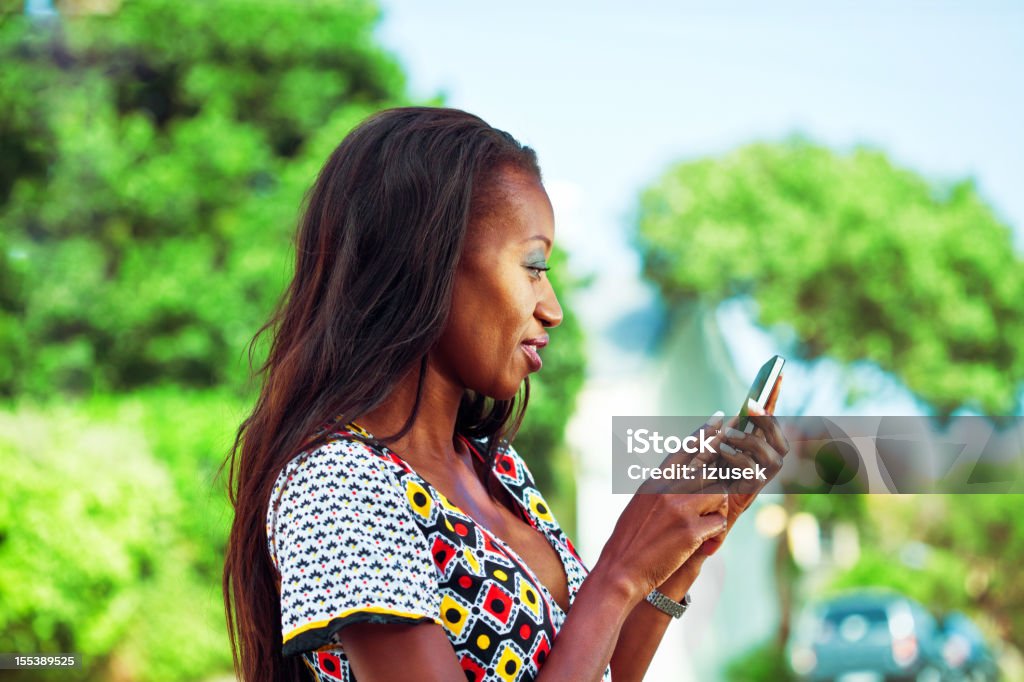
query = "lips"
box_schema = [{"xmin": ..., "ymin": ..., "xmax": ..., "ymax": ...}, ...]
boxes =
[{"xmin": 520, "ymin": 335, "xmax": 548, "ymax": 372}]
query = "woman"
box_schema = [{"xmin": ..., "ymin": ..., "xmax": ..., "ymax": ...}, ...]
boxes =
[{"xmin": 223, "ymin": 107, "xmax": 788, "ymax": 682}]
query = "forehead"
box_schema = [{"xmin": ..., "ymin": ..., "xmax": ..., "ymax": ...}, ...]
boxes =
[{"xmin": 466, "ymin": 167, "xmax": 554, "ymax": 254}]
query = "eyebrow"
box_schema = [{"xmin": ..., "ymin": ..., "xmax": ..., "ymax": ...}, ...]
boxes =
[{"xmin": 522, "ymin": 235, "xmax": 551, "ymax": 247}]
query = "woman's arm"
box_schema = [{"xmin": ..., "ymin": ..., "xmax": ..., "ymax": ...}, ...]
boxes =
[
  {"xmin": 340, "ymin": 621, "xmax": 467, "ymax": 680},
  {"xmin": 338, "ymin": 566, "xmax": 635, "ymax": 681},
  {"xmin": 338, "ymin": 559, "xmax": 687, "ymax": 682},
  {"xmin": 608, "ymin": 554, "xmax": 707, "ymax": 682},
  {"xmin": 609, "ymin": 398, "xmax": 791, "ymax": 681},
  {"xmin": 335, "ymin": 563, "xmax": 638, "ymax": 681},
  {"xmin": 339, "ymin": 489, "xmax": 730, "ymax": 681}
]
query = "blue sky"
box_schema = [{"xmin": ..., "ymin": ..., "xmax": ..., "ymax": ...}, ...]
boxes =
[
  {"xmin": 375, "ymin": 1, "xmax": 1024, "ymax": 413},
  {"xmin": 377, "ymin": 1, "xmax": 1022, "ymax": 232}
]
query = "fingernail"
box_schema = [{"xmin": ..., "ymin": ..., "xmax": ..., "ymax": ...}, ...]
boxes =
[
  {"xmin": 724, "ymin": 427, "xmax": 745, "ymax": 439},
  {"xmin": 707, "ymin": 410, "xmax": 725, "ymax": 427},
  {"xmin": 720, "ymin": 442, "xmax": 738, "ymax": 455},
  {"xmin": 747, "ymin": 398, "xmax": 765, "ymax": 415}
]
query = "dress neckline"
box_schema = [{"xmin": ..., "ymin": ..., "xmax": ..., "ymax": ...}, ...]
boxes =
[{"xmin": 340, "ymin": 421, "xmax": 573, "ymax": 619}]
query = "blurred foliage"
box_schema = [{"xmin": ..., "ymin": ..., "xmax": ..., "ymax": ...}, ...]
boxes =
[
  {"xmin": 827, "ymin": 495, "xmax": 1024, "ymax": 649},
  {"xmin": 0, "ymin": 1, "xmax": 586, "ymax": 680},
  {"xmin": 0, "ymin": 393, "xmax": 234, "ymax": 681},
  {"xmin": 723, "ymin": 639, "xmax": 796, "ymax": 682},
  {"xmin": 0, "ymin": 0, "xmax": 405, "ymax": 396},
  {"xmin": 635, "ymin": 139, "xmax": 1024, "ymax": 416}
]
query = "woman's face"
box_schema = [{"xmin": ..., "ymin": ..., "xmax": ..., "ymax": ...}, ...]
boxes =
[{"xmin": 433, "ymin": 167, "xmax": 563, "ymax": 400}]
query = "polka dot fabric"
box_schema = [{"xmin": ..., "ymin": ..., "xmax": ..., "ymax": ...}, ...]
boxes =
[{"xmin": 267, "ymin": 427, "xmax": 611, "ymax": 681}]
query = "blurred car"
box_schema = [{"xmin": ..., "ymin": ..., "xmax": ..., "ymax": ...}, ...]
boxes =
[
  {"xmin": 789, "ymin": 590, "xmax": 951, "ymax": 682},
  {"xmin": 939, "ymin": 612, "xmax": 999, "ymax": 682}
]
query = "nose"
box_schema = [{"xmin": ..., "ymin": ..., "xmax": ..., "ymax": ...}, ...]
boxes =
[{"xmin": 536, "ymin": 278, "xmax": 563, "ymax": 329}]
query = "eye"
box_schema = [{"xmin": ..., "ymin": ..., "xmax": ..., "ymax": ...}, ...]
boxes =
[{"xmin": 525, "ymin": 264, "xmax": 550, "ymax": 279}]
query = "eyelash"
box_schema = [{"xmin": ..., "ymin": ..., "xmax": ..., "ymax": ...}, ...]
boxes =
[{"xmin": 526, "ymin": 265, "xmax": 550, "ymax": 278}]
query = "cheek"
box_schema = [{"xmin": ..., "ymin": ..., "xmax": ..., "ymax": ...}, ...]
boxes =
[
  {"xmin": 456, "ymin": 265, "xmax": 533, "ymax": 334},
  {"xmin": 439, "ymin": 272, "xmax": 535, "ymax": 390},
  {"xmin": 438, "ymin": 280, "xmax": 501, "ymax": 364}
]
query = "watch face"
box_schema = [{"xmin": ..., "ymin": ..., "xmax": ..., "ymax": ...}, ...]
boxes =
[{"xmin": 682, "ymin": 592, "xmax": 692, "ymax": 607}]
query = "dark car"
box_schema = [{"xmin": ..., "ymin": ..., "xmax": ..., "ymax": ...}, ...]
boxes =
[
  {"xmin": 939, "ymin": 612, "xmax": 999, "ymax": 682},
  {"xmin": 789, "ymin": 590, "xmax": 951, "ymax": 682}
]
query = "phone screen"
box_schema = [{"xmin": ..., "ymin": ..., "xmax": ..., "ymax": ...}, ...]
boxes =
[{"xmin": 736, "ymin": 355, "xmax": 785, "ymax": 433}]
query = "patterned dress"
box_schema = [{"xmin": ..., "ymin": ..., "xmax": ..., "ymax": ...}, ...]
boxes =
[{"xmin": 266, "ymin": 424, "xmax": 613, "ymax": 681}]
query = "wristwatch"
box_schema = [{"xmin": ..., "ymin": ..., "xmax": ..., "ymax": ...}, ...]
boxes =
[{"xmin": 645, "ymin": 589, "xmax": 691, "ymax": 618}]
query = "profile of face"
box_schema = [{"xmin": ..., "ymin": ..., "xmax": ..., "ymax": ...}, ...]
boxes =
[{"xmin": 432, "ymin": 166, "xmax": 563, "ymax": 400}]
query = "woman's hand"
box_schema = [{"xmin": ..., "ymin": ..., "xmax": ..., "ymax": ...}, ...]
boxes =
[
  {"xmin": 593, "ymin": 414, "xmax": 732, "ymax": 604},
  {"xmin": 714, "ymin": 376, "xmax": 790, "ymax": 529},
  {"xmin": 658, "ymin": 379, "xmax": 790, "ymax": 566}
]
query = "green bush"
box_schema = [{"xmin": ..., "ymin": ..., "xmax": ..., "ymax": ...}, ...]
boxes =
[
  {"xmin": 0, "ymin": 391, "xmax": 247, "ymax": 681},
  {"xmin": 0, "ymin": 403, "xmax": 179, "ymax": 677},
  {"xmin": 723, "ymin": 640, "xmax": 796, "ymax": 682}
]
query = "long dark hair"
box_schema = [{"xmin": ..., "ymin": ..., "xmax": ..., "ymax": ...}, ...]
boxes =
[{"xmin": 223, "ymin": 107, "xmax": 542, "ymax": 682}]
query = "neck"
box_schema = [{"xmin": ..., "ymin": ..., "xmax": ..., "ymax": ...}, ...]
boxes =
[{"xmin": 355, "ymin": 354, "xmax": 466, "ymax": 468}]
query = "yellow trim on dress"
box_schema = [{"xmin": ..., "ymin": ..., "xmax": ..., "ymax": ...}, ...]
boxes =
[{"xmin": 283, "ymin": 606, "xmax": 441, "ymax": 643}]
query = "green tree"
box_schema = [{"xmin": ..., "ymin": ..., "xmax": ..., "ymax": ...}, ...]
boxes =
[
  {"xmin": 635, "ymin": 138, "xmax": 1024, "ymax": 417},
  {"xmin": 0, "ymin": 1, "xmax": 585, "ymax": 494},
  {"xmin": 0, "ymin": 403, "xmax": 177, "ymax": 679},
  {"xmin": 0, "ymin": 0, "xmax": 405, "ymax": 396}
]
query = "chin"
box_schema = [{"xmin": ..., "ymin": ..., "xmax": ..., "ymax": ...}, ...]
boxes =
[
  {"xmin": 472, "ymin": 376, "xmax": 525, "ymax": 403},
  {"xmin": 487, "ymin": 385, "xmax": 521, "ymax": 402}
]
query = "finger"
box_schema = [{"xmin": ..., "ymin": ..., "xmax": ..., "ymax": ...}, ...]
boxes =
[
  {"xmin": 722, "ymin": 426, "xmax": 784, "ymax": 472},
  {"xmin": 692, "ymin": 510, "xmax": 729, "ymax": 544},
  {"xmin": 688, "ymin": 487, "xmax": 729, "ymax": 515},
  {"xmin": 698, "ymin": 482, "xmax": 729, "ymax": 500},
  {"xmin": 663, "ymin": 410, "xmax": 726, "ymax": 468},
  {"xmin": 696, "ymin": 410, "xmax": 726, "ymax": 461},
  {"xmin": 715, "ymin": 444, "xmax": 768, "ymax": 495},
  {"xmin": 706, "ymin": 410, "xmax": 726, "ymax": 431},
  {"xmin": 662, "ymin": 472, "xmax": 710, "ymax": 495},
  {"xmin": 764, "ymin": 373, "xmax": 783, "ymax": 415},
  {"xmin": 718, "ymin": 441, "xmax": 761, "ymax": 471},
  {"xmin": 720, "ymin": 423, "xmax": 784, "ymax": 486},
  {"xmin": 692, "ymin": 414, "xmax": 726, "ymax": 467},
  {"xmin": 684, "ymin": 481, "xmax": 728, "ymax": 518},
  {"xmin": 693, "ymin": 410, "xmax": 740, "ymax": 470},
  {"xmin": 746, "ymin": 397, "xmax": 766, "ymax": 417},
  {"xmin": 741, "ymin": 412, "xmax": 789, "ymax": 459}
]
